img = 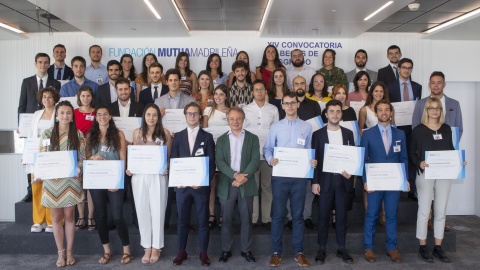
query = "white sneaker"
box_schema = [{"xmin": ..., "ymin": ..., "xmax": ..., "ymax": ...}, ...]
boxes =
[
  {"xmin": 45, "ymin": 225, "xmax": 54, "ymax": 233},
  {"xmin": 31, "ymin": 223, "xmax": 46, "ymax": 233}
]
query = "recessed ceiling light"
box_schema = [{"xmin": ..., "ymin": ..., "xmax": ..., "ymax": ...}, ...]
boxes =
[
  {"xmin": 364, "ymin": 1, "xmax": 394, "ymax": 21},
  {"xmin": 259, "ymin": 0, "xmax": 273, "ymax": 32},
  {"xmin": 332, "ymin": 10, "xmax": 336, "ymax": 12},
  {"xmin": 171, "ymin": 0, "xmax": 189, "ymax": 31},
  {"xmin": 423, "ymin": 7, "xmax": 480, "ymax": 33},
  {"xmin": 0, "ymin": 22, "xmax": 25, "ymax": 34},
  {"xmin": 144, "ymin": 0, "xmax": 161, "ymax": 19}
]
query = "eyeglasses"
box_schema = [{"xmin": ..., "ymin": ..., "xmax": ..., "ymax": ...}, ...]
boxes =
[
  {"xmin": 253, "ymin": 88, "xmax": 266, "ymax": 92},
  {"xmin": 186, "ymin": 112, "xmax": 200, "ymax": 117},
  {"xmin": 291, "ymin": 54, "xmax": 303, "ymax": 59},
  {"xmin": 400, "ymin": 66, "xmax": 413, "ymax": 70},
  {"xmin": 96, "ymin": 113, "xmax": 109, "ymax": 117},
  {"xmin": 314, "ymin": 80, "xmax": 324, "ymax": 83},
  {"xmin": 283, "ymin": 101, "xmax": 298, "ymax": 107},
  {"xmin": 294, "ymin": 82, "xmax": 306, "ymax": 86},
  {"xmin": 427, "ymin": 107, "xmax": 441, "ymax": 111}
]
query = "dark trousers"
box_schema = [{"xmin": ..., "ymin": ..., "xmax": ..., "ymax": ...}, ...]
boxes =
[
  {"xmin": 26, "ymin": 173, "xmax": 32, "ymax": 194},
  {"xmin": 90, "ymin": 189, "xmax": 130, "ymax": 246},
  {"xmin": 317, "ymin": 175, "xmax": 348, "ymax": 250},
  {"xmin": 123, "ymin": 174, "xmax": 137, "ymax": 224},
  {"xmin": 176, "ymin": 187, "xmax": 210, "ymax": 252},
  {"xmin": 165, "ymin": 187, "xmax": 175, "ymax": 225},
  {"xmin": 271, "ymin": 177, "xmax": 306, "ymax": 254}
]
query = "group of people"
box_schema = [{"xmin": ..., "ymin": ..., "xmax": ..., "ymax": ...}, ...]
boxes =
[{"xmin": 18, "ymin": 43, "xmax": 464, "ymax": 267}]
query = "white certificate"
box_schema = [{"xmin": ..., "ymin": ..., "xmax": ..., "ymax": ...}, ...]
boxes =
[
  {"xmin": 425, "ymin": 150, "xmax": 465, "ymax": 179},
  {"xmin": 127, "ymin": 145, "xmax": 167, "ymax": 174},
  {"xmin": 272, "ymin": 147, "xmax": 315, "ymax": 178},
  {"xmin": 59, "ymin": 97, "xmax": 79, "ymax": 109},
  {"xmin": 162, "ymin": 109, "xmax": 187, "ymax": 133},
  {"xmin": 245, "ymin": 128, "xmax": 270, "ymax": 159},
  {"xmin": 18, "ymin": 113, "xmax": 34, "ymax": 137},
  {"xmin": 169, "ymin": 157, "xmax": 210, "ymax": 187},
  {"xmin": 339, "ymin": 120, "xmax": 360, "ymax": 146},
  {"xmin": 83, "ymin": 160, "xmax": 125, "ymax": 189},
  {"xmin": 34, "ymin": 151, "xmax": 78, "ymax": 180},
  {"xmin": 349, "ymin": 101, "xmax": 365, "ymax": 120},
  {"xmin": 22, "ymin": 138, "xmax": 40, "ymax": 164},
  {"xmin": 365, "ymin": 163, "xmax": 408, "ymax": 191},
  {"xmin": 203, "ymin": 126, "xmax": 230, "ymax": 143},
  {"xmin": 391, "ymin": 101, "xmax": 415, "ymax": 126},
  {"xmin": 451, "ymin": 126, "xmax": 459, "ymax": 150},
  {"xmin": 113, "ymin": 117, "xmax": 142, "ymax": 142},
  {"xmin": 306, "ymin": 115, "xmax": 325, "ymax": 133},
  {"xmin": 323, "ymin": 144, "xmax": 365, "ymax": 176},
  {"xmin": 318, "ymin": 101, "xmax": 327, "ymax": 112}
]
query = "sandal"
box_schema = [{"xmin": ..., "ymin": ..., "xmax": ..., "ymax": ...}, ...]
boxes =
[
  {"xmin": 208, "ymin": 215, "xmax": 216, "ymax": 230},
  {"xmin": 98, "ymin": 253, "xmax": 111, "ymax": 264},
  {"xmin": 75, "ymin": 218, "xmax": 86, "ymax": 231},
  {"xmin": 150, "ymin": 248, "xmax": 161, "ymax": 263},
  {"xmin": 88, "ymin": 218, "xmax": 96, "ymax": 231},
  {"xmin": 121, "ymin": 253, "xmax": 134, "ymax": 264},
  {"xmin": 66, "ymin": 251, "xmax": 75, "ymax": 266},
  {"xmin": 142, "ymin": 248, "xmax": 152, "ymax": 264},
  {"xmin": 56, "ymin": 249, "xmax": 65, "ymax": 268}
]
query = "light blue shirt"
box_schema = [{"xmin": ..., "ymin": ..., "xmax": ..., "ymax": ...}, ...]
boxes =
[
  {"xmin": 54, "ymin": 64, "xmax": 65, "ymax": 80},
  {"xmin": 59, "ymin": 78, "xmax": 99, "ymax": 97},
  {"xmin": 85, "ymin": 63, "xmax": 108, "ymax": 85},
  {"xmin": 263, "ymin": 117, "xmax": 312, "ymax": 165},
  {"xmin": 168, "ymin": 92, "xmax": 181, "ymax": 109},
  {"xmin": 376, "ymin": 123, "xmax": 392, "ymax": 148},
  {"xmin": 399, "ymin": 79, "xmax": 413, "ymax": 101}
]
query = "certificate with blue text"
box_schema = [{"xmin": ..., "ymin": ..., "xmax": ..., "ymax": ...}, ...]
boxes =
[
  {"xmin": 18, "ymin": 113, "xmax": 34, "ymax": 137},
  {"xmin": 272, "ymin": 147, "xmax": 315, "ymax": 178},
  {"xmin": 306, "ymin": 116, "xmax": 325, "ymax": 133},
  {"xmin": 339, "ymin": 120, "xmax": 361, "ymax": 146},
  {"xmin": 162, "ymin": 109, "xmax": 188, "ymax": 133},
  {"xmin": 33, "ymin": 151, "xmax": 78, "ymax": 180},
  {"xmin": 169, "ymin": 157, "xmax": 210, "ymax": 187},
  {"xmin": 22, "ymin": 138, "xmax": 40, "ymax": 164},
  {"xmin": 323, "ymin": 144, "xmax": 365, "ymax": 176},
  {"xmin": 425, "ymin": 150, "xmax": 465, "ymax": 179},
  {"xmin": 127, "ymin": 145, "xmax": 167, "ymax": 174},
  {"xmin": 113, "ymin": 117, "xmax": 142, "ymax": 142},
  {"xmin": 365, "ymin": 163, "xmax": 408, "ymax": 191},
  {"xmin": 83, "ymin": 160, "xmax": 125, "ymax": 189}
]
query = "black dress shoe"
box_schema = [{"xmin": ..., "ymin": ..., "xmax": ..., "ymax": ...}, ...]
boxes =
[
  {"xmin": 21, "ymin": 193, "xmax": 32, "ymax": 202},
  {"xmin": 315, "ymin": 250, "xmax": 326, "ymax": 264},
  {"xmin": 285, "ymin": 221, "xmax": 292, "ymax": 230},
  {"xmin": 336, "ymin": 249, "xmax": 354, "ymax": 264},
  {"xmin": 304, "ymin": 218, "xmax": 315, "ymax": 230},
  {"xmin": 218, "ymin": 251, "xmax": 232, "ymax": 262},
  {"xmin": 408, "ymin": 192, "xmax": 418, "ymax": 202},
  {"xmin": 433, "ymin": 246, "xmax": 451, "ymax": 263},
  {"xmin": 418, "ymin": 246, "xmax": 433, "ymax": 263},
  {"xmin": 241, "ymin": 251, "xmax": 255, "ymax": 262},
  {"xmin": 262, "ymin": 222, "xmax": 271, "ymax": 230}
]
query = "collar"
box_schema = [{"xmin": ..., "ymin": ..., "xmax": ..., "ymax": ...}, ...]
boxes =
[
  {"xmin": 119, "ymin": 99, "xmax": 131, "ymax": 108},
  {"xmin": 187, "ymin": 125, "xmax": 200, "ymax": 133},
  {"xmin": 169, "ymin": 91, "xmax": 181, "ymax": 99},
  {"xmin": 151, "ymin": 83, "xmax": 162, "ymax": 88},
  {"xmin": 377, "ymin": 123, "xmax": 392, "ymax": 133},
  {"xmin": 228, "ymin": 129, "xmax": 245, "ymax": 137},
  {"xmin": 400, "ymin": 78, "xmax": 411, "ymax": 85},
  {"xmin": 390, "ymin": 63, "xmax": 397, "ymax": 70},
  {"xmin": 356, "ymin": 67, "xmax": 366, "ymax": 73},
  {"xmin": 36, "ymin": 74, "xmax": 48, "ymax": 80},
  {"xmin": 283, "ymin": 116, "xmax": 300, "ymax": 125},
  {"xmin": 54, "ymin": 63, "xmax": 65, "ymax": 69}
]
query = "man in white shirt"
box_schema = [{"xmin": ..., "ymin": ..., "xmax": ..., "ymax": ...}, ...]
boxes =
[
  {"xmin": 243, "ymin": 79, "xmax": 279, "ymax": 229},
  {"xmin": 286, "ymin": 49, "xmax": 316, "ymax": 90},
  {"xmin": 377, "ymin": 45, "xmax": 402, "ymax": 85},
  {"xmin": 346, "ymin": 49, "xmax": 378, "ymax": 83},
  {"xmin": 110, "ymin": 77, "xmax": 144, "ymax": 118},
  {"xmin": 139, "ymin": 62, "xmax": 169, "ymax": 105},
  {"xmin": 47, "ymin": 44, "xmax": 74, "ymax": 80},
  {"xmin": 95, "ymin": 60, "xmax": 123, "ymax": 105}
]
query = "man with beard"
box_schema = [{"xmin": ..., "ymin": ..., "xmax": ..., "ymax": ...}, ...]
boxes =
[
  {"xmin": 287, "ymin": 49, "xmax": 316, "ymax": 90},
  {"xmin": 95, "ymin": 60, "xmax": 134, "ymax": 105},
  {"xmin": 47, "ymin": 44, "xmax": 74, "ymax": 80},
  {"xmin": 85, "ymin": 45, "xmax": 108, "ymax": 85},
  {"xmin": 377, "ymin": 45, "xmax": 402, "ymax": 85},
  {"xmin": 60, "ymin": 56, "xmax": 99, "ymax": 97},
  {"xmin": 229, "ymin": 60, "xmax": 253, "ymax": 107},
  {"xmin": 110, "ymin": 77, "xmax": 145, "ymax": 118},
  {"xmin": 346, "ymin": 49, "xmax": 377, "ymax": 83}
]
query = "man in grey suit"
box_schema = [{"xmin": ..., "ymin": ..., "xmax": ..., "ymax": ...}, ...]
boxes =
[
  {"xmin": 155, "ymin": 68, "xmax": 195, "ymax": 114},
  {"xmin": 346, "ymin": 49, "xmax": 377, "ymax": 83},
  {"xmin": 412, "ymin": 71, "xmax": 463, "ymax": 139}
]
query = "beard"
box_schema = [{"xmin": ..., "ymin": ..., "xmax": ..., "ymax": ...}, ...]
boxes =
[
  {"xmin": 356, "ymin": 61, "xmax": 366, "ymax": 68},
  {"xmin": 295, "ymin": 89, "xmax": 306, "ymax": 97},
  {"xmin": 292, "ymin": 59, "xmax": 304, "ymax": 68}
]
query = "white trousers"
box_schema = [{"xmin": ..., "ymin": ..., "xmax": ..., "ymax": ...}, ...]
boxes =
[
  {"xmin": 132, "ymin": 174, "xmax": 168, "ymax": 249},
  {"xmin": 415, "ymin": 172, "xmax": 451, "ymax": 240}
]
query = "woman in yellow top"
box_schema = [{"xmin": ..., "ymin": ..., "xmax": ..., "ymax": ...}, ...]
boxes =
[{"xmin": 306, "ymin": 73, "xmax": 332, "ymax": 102}]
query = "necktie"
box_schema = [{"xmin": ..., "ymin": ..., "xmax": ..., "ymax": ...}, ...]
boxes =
[
  {"xmin": 154, "ymin": 86, "xmax": 158, "ymax": 100},
  {"xmin": 56, "ymin": 68, "xmax": 62, "ymax": 80},
  {"xmin": 383, "ymin": 127, "xmax": 390, "ymax": 155},
  {"xmin": 402, "ymin": 82, "xmax": 409, "ymax": 101},
  {"xmin": 394, "ymin": 66, "xmax": 399, "ymax": 79},
  {"xmin": 188, "ymin": 129, "xmax": 195, "ymax": 155},
  {"xmin": 39, "ymin": 79, "xmax": 44, "ymax": 90}
]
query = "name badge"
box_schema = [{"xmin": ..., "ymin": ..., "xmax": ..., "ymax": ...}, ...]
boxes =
[
  {"xmin": 238, "ymin": 103, "xmax": 246, "ymax": 108},
  {"xmin": 155, "ymin": 138, "xmax": 164, "ymax": 145},
  {"xmin": 195, "ymin": 148, "xmax": 204, "ymax": 156},
  {"xmin": 222, "ymin": 116, "xmax": 227, "ymax": 121},
  {"xmin": 42, "ymin": 139, "xmax": 50, "ymax": 146},
  {"xmin": 207, "ymin": 99, "xmax": 213, "ymax": 104},
  {"xmin": 393, "ymin": 145, "xmax": 401, "ymax": 152},
  {"xmin": 97, "ymin": 78, "xmax": 103, "ymax": 83},
  {"xmin": 181, "ymin": 76, "xmax": 187, "ymax": 80},
  {"xmin": 433, "ymin": 134, "xmax": 443, "ymax": 140},
  {"xmin": 101, "ymin": 145, "xmax": 110, "ymax": 152},
  {"xmin": 86, "ymin": 115, "xmax": 94, "ymax": 121},
  {"xmin": 297, "ymin": 138, "xmax": 305, "ymax": 146}
]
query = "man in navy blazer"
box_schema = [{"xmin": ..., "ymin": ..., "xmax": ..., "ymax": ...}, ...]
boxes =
[
  {"xmin": 377, "ymin": 45, "xmax": 402, "ymax": 85},
  {"xmin": 47, "ymin": 44, "xmax": 74, "ymax": 80},
  {"xmin": 139, "ymin": 62, "xmax": 169, "ymax": 105},
  {"xmin": 170, "ymin": 102, "xmax": 215, "ymax": 266},
  {"xmin": 361, "ymin": 99, "xmax": 409, "ymax": 264},
  {"xmin": 312, "ymin": 100, "xmax": 355, "ymax": 264}
]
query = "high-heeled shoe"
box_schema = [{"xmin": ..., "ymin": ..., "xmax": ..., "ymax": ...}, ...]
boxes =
[
  {"xmin": 88, "ymin": 218, "xmax": 96, "ymax": 231},
  {"xmin": 75, "ymin": 218, "xmax": 86, "ymax": 231},
  {"xmin": 208, "ymin": 215, "xmax": 216, "ymax": 230}
]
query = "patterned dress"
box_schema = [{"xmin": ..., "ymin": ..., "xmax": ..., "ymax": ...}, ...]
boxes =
[
  {"xmin": 316, "ymin": 67, "xmax": 348, "ymax": 87},
  {"xmin": 40, "ymin": 128, "xmax": 85, "ymax": 208},
  {"xmin": 191, "ymin": 92, "xmax": 214, "ymax": 113},
  {"xmin": 180, "ymin": 74, "xmax": 193, "ymax": 96}
]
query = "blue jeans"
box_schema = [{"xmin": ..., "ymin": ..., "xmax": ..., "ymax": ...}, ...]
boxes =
[
  {"xmin": 271, "ymin": 177, "xmax": 306, "ymax": 254},
  {"xmin": 364, "ymin": 191, "xmax": 400, "ymax": 251}
]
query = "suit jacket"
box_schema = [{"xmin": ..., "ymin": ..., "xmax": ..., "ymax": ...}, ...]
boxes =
[
  {"xmin": 377, "ymin": 65, "xmax": 397, "ymax": 85},
  {"xmin": 346, "ymin": 68, "xmax": 378, "ymax": 83},
  {"xmin": 360, "ymin": 125, "xmax": 408, "ymax": 182},
  {"xmin": 94, "ymin": 82, "xmax": 136, "ymax": 106},
  {"xmin": 139, "ymin": 85, "xmax": 169, "ymax": 106},
  {"xmin": 387, "ymin": 79, "xmax": 422, "ymax": 103},
  {"xmin": 110, "ymin": 100, "xmax": 145, "ymax": 117},
  {"xmin": 170, "ymin": 128, "xmax": 216, "ymax": 193},
  {"xmin": 312, "ymin": 126, "xmax": 355, "ymax": 193},
  {"xmin": 47, "ymin": 64, "xmax": 74, "ymax": 80},
  {"xmin": 412, "ymin": 95, "xmax": 463, "ymax": 139},
  {"xmin": 18, "ymin": 75, "xmax": 61, "ymax": 115},
  {"xmin": 216, "ymin": 130, "xmax": 260, "ymax": 200},
  {"xmin": 155, "ymin": 91, "xmax": 196, "ymax": 109}
]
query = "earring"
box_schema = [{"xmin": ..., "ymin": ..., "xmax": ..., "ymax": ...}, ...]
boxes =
[
  {"xmin": 55, "ymin": 119, "xmax": 59, "ymax": 122},
  {"xmin": 71, "ymin": 119, "xmax": 74, "ymax": 123}
]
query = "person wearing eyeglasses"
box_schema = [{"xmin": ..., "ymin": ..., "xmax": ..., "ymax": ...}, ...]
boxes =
[{"xmin": 286, "ymin": 49, "xmax": 316, "ymax": 90}]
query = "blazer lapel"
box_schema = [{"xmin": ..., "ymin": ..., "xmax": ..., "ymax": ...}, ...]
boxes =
[
  {"xmin": 192, "ymin": 129, "xmax": 205, "ymax": 156},
  {"xmin": 372, "ymin": 126, "xmax": 388, "ymax": 157}
]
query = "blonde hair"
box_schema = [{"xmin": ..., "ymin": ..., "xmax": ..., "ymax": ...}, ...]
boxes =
[{"xmin": 421, "ymin": 97, "xmax": 445, "ymax": 125}]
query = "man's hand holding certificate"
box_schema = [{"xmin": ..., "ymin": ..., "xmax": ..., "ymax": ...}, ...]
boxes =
[
  {"xmin": 425, "ymin": 150, "xmax": 466, "ymax": 179},
  {"xmin": 169, "ymin": 157, "xmax": 210, "ymax": 187},
  {"xmin": 34, "ymin": 151, "xmax": 78, "ymax": 180},
  {"xmin": 365, "ymin": 163, "xmax": 408, "ymax": 191},
  {"xmin": 127, "ymin": 145, "xmax": 167, "ymax": 175},
  {"xmin": 323, "ymin": 144, "xmax": 365, "ymax": 176},
  {"xmin": 83, "ymin": 160, "xmax": 125, "ymax": 189},
  {"xmin": 272, "ymin": 147, "xmax": 316, "ymax": 178}
]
